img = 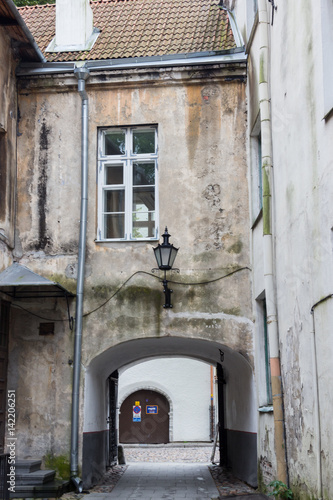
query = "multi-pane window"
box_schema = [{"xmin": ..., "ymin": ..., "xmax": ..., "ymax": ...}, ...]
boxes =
[
  {"xmin": 256, "ymin": 296, "xmax": 272, "ymax": 407},
  {"xmin": 262, "ymin": 300, "xmax": 272, "ymax": 405},
  {"xmin": 97, "ymin": 126, "xmax": 158, "ymax": 241},
  {"xmin": 250, "ymin": 119, "xmax": 262, "ymax": 223},
  {"xmin": 258, "ymin": 133, "xmax": 262, "ymax": 211}
]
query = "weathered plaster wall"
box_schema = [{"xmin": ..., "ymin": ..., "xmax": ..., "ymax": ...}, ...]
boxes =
[
  {"xmin": 7, "ymin": 300, "xmax": 73, "ymax": 463},
  {"xmin": 0, "ymin": 27, "xmax": 18, "ymax": 266},
  {"xmin": 270, "ymin": 3, "xmax": 333, "ymax": 497},
  {"xmin": 12, "ymin": 64, "xmax": 253, "ymax": 476},
  {"xmin": 240, "ymin": 0, "xmax": 333, "ymax": 496}
]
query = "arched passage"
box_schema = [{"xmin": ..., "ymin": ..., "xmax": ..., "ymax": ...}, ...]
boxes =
[{"xmin": 82, "ymin": 336, "xmax": 257, "ymax": 488}]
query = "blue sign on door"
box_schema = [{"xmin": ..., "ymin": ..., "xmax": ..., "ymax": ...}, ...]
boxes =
[{"xmin": 146, "ymin": 405, "xmax": 158, "ymax": 414}]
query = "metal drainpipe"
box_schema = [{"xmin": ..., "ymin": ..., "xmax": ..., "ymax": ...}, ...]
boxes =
[
  {"xmin": 310, "ymin": 294, "xmax": 333, "ymax": 500},
  {"xmin": 258, "ymin": 0, "xmax": 288, "ymax": 485},
  {"xmin": 70, "ymin": 66, "xmax": 90, "ymax": 491}
]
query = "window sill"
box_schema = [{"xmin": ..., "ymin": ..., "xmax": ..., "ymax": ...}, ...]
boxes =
[
  {"xmin": 258, "ymin": 405, "xmax": 273, "ymax": 413},
  {"xmin": 95, "ymin": 238, "xmax": 159, "ymax": 243}
]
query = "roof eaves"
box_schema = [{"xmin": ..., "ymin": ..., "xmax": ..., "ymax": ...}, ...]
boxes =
[
  {"xmin": 16, "ymin": 47, "xmax": 247, "ymax": 77},
  {"xmin": 3, "ymin": 0, "xmax": 46, "ymax": 62}
]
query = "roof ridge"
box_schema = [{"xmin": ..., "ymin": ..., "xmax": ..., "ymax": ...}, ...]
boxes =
[{"xmin": 18, "ymin": 3, "xmax": 55, "ymax": 11}]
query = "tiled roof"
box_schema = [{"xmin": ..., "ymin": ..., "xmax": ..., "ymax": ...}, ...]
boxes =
[
  {"xmin": 18, "ymin": 0, "xmax": 237, "ymax": 62},
  {"xmin": 0, "ymin": 0, "xmax": 44, "ymax": 62}
]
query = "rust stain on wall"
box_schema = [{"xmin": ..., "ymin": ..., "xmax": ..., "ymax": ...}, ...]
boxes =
[{"xmin": 37, "ymin": 119, "xmax": 50, "ymax": 250}]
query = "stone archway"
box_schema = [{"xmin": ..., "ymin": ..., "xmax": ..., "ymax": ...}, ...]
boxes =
[{"xmin": 82, "ymin": 336, "xmax": 257, "ymax": 489}]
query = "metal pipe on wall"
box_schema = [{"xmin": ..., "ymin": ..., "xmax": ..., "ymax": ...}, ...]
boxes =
[
  {"xmin": 258, "ymin": 0, "xmax": 288, "ymax": 485},
  {"xmin": 70, "ymin": 66, "xmax": 90, "ymax": 487},
  {"xmin": 310, "ymin": 294, "xmax": 333, "ymax": 500}
]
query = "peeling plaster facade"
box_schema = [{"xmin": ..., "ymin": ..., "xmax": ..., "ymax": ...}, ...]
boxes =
[
  {"xmin": 5, "ymin": 60, "xmax": 258, "ymax": 487},
  {"xmin": 0, "ymin": 0, "xmax": 333, "ymax": 500},
  {"xmin": 4, "ymin": 1, "xmax": 333, "ymax": 496}
]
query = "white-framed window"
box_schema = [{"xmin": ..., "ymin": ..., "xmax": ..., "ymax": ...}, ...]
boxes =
[
  {"xmin": 256, "ymin": 294, "xmax": 272, "ymax": 408},
  {"xmin": 250, "ymin": 117, "xmax": 262, "ymax": 224},
  {"xmin": 97, "ymin": 126, "xmax": 158, "ymax": 241}
]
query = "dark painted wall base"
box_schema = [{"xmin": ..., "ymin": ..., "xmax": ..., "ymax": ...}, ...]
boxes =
[
  {"xmin": 227, "ymin": 429, "xmax": 257, "ymax": 487},
  {"xmin": 82, "ymin": 430, "xmax": 108, "ymax": 488}
]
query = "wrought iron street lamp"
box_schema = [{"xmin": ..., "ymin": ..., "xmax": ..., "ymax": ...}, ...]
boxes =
[{"xmin": 153, "ymin": 227, "xmax": 179, "ymax": 308}]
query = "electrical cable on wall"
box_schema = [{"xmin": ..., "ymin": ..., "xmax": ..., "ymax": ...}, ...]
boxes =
[{"xmin": 11, "ymin": 266, "xmax": 251, "ymax": 323}]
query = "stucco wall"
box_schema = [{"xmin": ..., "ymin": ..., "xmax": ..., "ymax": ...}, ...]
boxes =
[
  {"xmin": 271, "ymin": 3, "xmax": 333, "ymax": 497},
  {"xmin": 11, "ymin": 63, "xmax": 254, "ymax": 480},
  {"xmin": 241, "ymin": 0, "xmax": 333, "ymax": 496}
]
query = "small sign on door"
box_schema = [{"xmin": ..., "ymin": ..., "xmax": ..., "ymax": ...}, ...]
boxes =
[
  {"xmin": 146, "ymin": 405, "xmax": 158, "ymax": 414},
  {"xmin": 133, "ymin": 405, "xmax": 141, "ymax": 422}
]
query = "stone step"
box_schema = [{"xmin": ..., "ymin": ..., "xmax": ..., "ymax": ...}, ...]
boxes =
[
  {"xmin": 15, "ymin": 469, "xmax": 56, "ymax": 486},
  {"xmin": 9, "ymin": 479, "xmax": 70, "ymax": 499},
  {"xmin": 15, "ymin": 459, "xmax": 42, "ymax": 474}
]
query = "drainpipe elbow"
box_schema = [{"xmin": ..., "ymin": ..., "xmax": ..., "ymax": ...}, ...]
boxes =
[
  {"xmin": 71, "ymin": 476, "xmax": 83, "ymax": 493},
  {"xmin": 74, "ymin": 66, "xmax": 90, "ymax": 100}
]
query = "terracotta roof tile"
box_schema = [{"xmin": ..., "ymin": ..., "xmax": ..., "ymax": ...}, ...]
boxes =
[{"xmin": 18, "ymin": 0, "xmax": 237, "ymax": 62}]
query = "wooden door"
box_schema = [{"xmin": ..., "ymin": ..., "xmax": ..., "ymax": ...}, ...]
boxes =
[{"xmin": 119, "ymin": 389, "xmax": 169, "ymax": 444}]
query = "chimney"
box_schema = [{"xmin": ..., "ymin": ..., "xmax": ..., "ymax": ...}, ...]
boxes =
[{"xmin": 46, "ymin": 0, "xmax": 99, "ymax": 53}]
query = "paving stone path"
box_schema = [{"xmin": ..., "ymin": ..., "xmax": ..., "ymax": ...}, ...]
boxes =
[
  {"xmin": 85, "ymin": 444, "xmax": 255, "ymax": 497},
  {"xmin": 61, "ymin": 444, "xmax": 259, "ymax": 499}
]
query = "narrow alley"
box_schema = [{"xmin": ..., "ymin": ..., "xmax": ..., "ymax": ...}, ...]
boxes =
[{"xmin": 61, "ymin": 445, "xmax": 266, "ymax": 499}]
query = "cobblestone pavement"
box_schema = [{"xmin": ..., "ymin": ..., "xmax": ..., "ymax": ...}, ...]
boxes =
[{"xmin": 61, "ymin": 445, "xmax": 259, "ymax": 499}]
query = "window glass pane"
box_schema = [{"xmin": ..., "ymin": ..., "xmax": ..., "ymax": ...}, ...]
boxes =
[
  {"xmin": 133, "ymin": 130, "xmax": 155, "ymax": 154},
  {"xmin": 258, "ymin": 134, "xmax": 262, "ymax": 210},
  {"xmin": 133, "ymin": 187, "xmax": 155, "ymax": 211},
  {"xmin": 104, "ymin": 190, "xmax": 125, "ymax": 212},
  {"xmin": 105, "ymin": 131, "xmax": 125, "ymax": 155},
  {"xmin": 133, "ymin": 212, "xmax": 155, "ymax": 239},
  {"xmin": 133, "ymin": 162, "xmax": 155, "ymax": 186},
  {"xmin": 263, "ymin": 300, "xmax": 272, "ymax": 404},
  {"xmin": 104, "ymin": 214, "xmax": 125, "ymax": 239},
  {"xmin": 106, "ymin": 165, "xmax": 123, "ymax": 185}
]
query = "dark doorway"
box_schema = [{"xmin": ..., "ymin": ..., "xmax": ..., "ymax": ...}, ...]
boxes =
[
  {"xmin": 217, "ymin": 362, "xmax": 227, "ymax": 466},
  {"xmin": 107, "ymin": 370, "xmax": 118, "ymax": 466},
  {"xmin": 119, "ymin": 389, "xmax": 169, "ymax": 444}
]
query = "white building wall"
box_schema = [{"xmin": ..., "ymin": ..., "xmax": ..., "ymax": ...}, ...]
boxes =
[
  {"xmin": 233, "ymin": 0, "xmax": 333, "ymax": 496},
  {"xmin": 118, "ymin": 358, "xmax": 215, "ymax": 442}
]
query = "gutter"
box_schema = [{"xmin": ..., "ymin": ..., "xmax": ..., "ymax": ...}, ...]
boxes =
[
  {"xmin": 16, "ymin": 48, "xmax": 247, "ymax": 77},
  {"xmin": 3, "ymin": 0, "xmax": 46, "ymax": 63},
  {"xmin": 258, "ymin": 0, "xmax": 288, "ymax": 485},
  {"xmin": 70, "ymin": 66, "xmax": 90, "ymax": 490}
]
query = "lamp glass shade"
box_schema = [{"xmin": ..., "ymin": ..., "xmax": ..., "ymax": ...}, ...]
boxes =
[{"xmin": 153, "ymin": 243, "xmax": 178, "ymax": 270}]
